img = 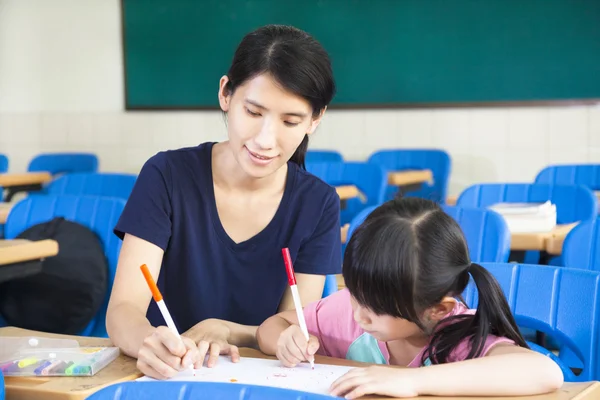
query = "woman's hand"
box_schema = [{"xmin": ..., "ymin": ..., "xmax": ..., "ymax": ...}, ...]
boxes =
[
  {"xmin": 329, "ymin": 366, "xmax": 419, "ymax": 399},
  {"xmin": 184, "ymin": 318, "xmax": 241, "ymax": 368},
  {"xmin": 136, "ymin": 326, "xmax": 199, "ymax": 380},
  {"xmin": 276, "ymin": 324, "xmax": 319, "ymax": 368}
]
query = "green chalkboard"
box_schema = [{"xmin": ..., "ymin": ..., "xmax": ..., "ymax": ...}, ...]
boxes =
[{"xmin": 121, "ymin": 0, "xmax": 600, "ymax": 109}]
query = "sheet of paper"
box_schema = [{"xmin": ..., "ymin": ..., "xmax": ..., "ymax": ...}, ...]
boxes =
[{"xmin": 137, "ymin": 356, "xmax": 355, "ymax": 395}]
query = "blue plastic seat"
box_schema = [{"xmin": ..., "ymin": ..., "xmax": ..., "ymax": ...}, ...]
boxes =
[
  {"xmin": 0, "ymin": 368, "xmax": 4, "ymax": 400},
  {"xmin": 306, "ymin": 161, "xmax": 387, "ymax": 225},
  {"xmin": 368, "ymin": 149, "xmax": 451, "ymax": 203},
  {"xmin": 0, "ymin": 154, "xmax": 8, "ymax": 173},
  {"xmin": 87, "ymin": 381, "xmax": 335, "ymax": 400},
  {"xmin": 456, "ymin": 183, "xmax": 598, "ymax": 265},
  {"xmin": 46, "ymin": 172, "xmax": 137, "ymax": 201},
  {"xmin": 27, "ymin": 152, "xmax": 98, "ymax": 176},
  {"xmin": 562, "ymin": 218, "xmax": 600, "ymax": 272},
  {"xmin": 306, "ymin": 150, "xmax": 343, "ymax": 163},
  {"xmin": 535, "ymin": 164, "xmax": 600, "ymax": 190},
  {"xmin": 441, "ymin": 205, "xmax": 511, "ymax": 262},
  {"xmin": 3, "ymin": 195, "xmax": 125, "ymax": 337},
  {"xmin": 463, "ymin": 263, "xmax": 600, "ymax": 381}
]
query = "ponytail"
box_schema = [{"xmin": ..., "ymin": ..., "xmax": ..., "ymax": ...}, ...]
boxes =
[
  {"xmin": 289, "ymin": 134, "xmax": 309, "ymax": 170},
  {"xmin": 423, "ymin": 263, "xmax": 528, "ymax": 365}
]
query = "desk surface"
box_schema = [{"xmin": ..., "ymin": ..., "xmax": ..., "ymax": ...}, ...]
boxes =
[
  {"xmin": 335, "ymin": 185, "xmax": 360, "ymax": 200},
  {"xmin": 0, "ymin": 239, "xmax": 59, "ymax": 266},
  {"xmin": 0, "ymin": 203, "xmax": 12, "ymax": 224},
  {"xmin": 1, "ymin": 327, "xmax": 599, "ymax": 400},
  {"xmin": 0, "ymin": 172, "xmax": 52, "ymax": 187},
  {"xmin": 388, "ymin": 170, "xmax": 433, "ymax": 186}
]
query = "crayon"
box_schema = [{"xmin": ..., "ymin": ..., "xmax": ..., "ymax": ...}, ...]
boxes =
[
  {"xmin": 34, "ymin": 361, "xmax": 52, "ymax": 375},
  {"xmin": 17, "ymin": 357, "xmax": 38, "ymax": 368}
]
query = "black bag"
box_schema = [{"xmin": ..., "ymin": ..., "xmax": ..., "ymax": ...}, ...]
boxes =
[{"xmin": 0, "ymin": 217, "xmax": 108, "ymax": 334}]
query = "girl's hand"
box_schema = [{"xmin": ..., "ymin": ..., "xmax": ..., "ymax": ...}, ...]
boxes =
[
  {"xmin": 276, "ymin": 324, "xmax": 319, "ymax": 367},
  {"xmin": 137, "ymin": 326, "xmax": 199, "ymax": 380},
  {"xmin": 329, "ymin": 366, "xmax": 420, "ymax": 399},
  {"xmin": 184, "ymin": 318, "xmax": 241, "ymax": 368}
]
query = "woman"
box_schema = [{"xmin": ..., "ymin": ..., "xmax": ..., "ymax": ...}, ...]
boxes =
[{"xmin": 106, "ymin": 24, "xmax": 341, "ymax": 380}]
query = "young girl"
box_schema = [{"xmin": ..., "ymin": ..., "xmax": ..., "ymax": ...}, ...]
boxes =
[
  {"xmin": 107, "ymin": 25, "xmax": 341, "ymax": 380},
  {"xmin": 257, "ymin": 197, "xmax": 563, "ymax": 399}
]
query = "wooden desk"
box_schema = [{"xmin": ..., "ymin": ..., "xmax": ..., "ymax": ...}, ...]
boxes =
[
  {"xmin": 446, "ymin": 194, "xmax": 458, "ymax": 205},
  {"xmin": 388, "ymin": 170, "xmax": 433, "ymax": 187},
  {"xmin": 0, "ymin": 202, "xmax": 12, "ymax": 224},
  {"xmin": 336, "ymin": 185, "xmax": 360, "ymax": 200},
  {"xmin": 0, "ymin": 239, "xmax": 59, "ymax": 284},
  {"xmin": 341, "ymin": 223, "xmax": 349, "ymax": 243},
  {"xmin": 511, "ymin": 223, "xmax": 577, "ymax": 255},
  {"xmin": 1, "ymin": 327, "xmax": 598, "ymax": 400},
  {"xmin": 0, "ymin": 172, "xmax": 52, "ymax": 202}
]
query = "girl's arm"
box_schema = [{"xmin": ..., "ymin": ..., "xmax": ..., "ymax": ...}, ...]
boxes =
[
  {"xmin": 330, "ymin": 344, "xmax": 564, "ymax": 399},
  {"xmin": 256, "ymin": 310, "xmax": 300, "ymax": 355}
]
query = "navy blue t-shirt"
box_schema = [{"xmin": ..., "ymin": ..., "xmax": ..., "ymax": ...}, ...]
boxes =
[{"xmin": 114, "ymin": 142, "xmax": 341, "ymax": 331}]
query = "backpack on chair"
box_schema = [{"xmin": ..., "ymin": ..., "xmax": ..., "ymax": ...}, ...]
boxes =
[{"xmin": 0, "ymin": 217, "xmax": 108, "ymax": 334}]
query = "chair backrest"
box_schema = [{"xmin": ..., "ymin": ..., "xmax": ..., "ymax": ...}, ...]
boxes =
[
  {"xmin": 368, "ymin": 149, "xmax": 451, "ymax": 202},
  {"xmin": 563, "ymin": 218, "xmax": 600, "ymax": 272},
  {"xmin": 307, "ymin": 162, "xmax": 387, "ymax": 225},
  {"xmin": 456, "ymin": 183, "xmax": 598, "ymax": 224},
  {"xmin": 442, "ymin": 205, "xmax": 511, "ymax": 263},
  {"xmin": 86, "ymin": 381, "xmax": 334, "ymax": 400},
  {"xmin": 0, "ymin": 154, "xmax": 8, "ymax": 173},
  {"xmin": 306, "ymin": 150, "xmax": 344, "ymax": 163},
  {"xmin": 535, "ymin": 164, "xmax": 600, "ymax": 190},
  {"xmin": 462, "ymin": 263, "xmax": 600, "ymax": 381},
  {"xmin": 46, "ymin": 172, "xmax": 137, "ymax": 201},
  {"xmin": 4, "ymin": 195, "xmax": 125, "ymax": 338},
  {"xmin": 27, "ymin": 153, "xmax": 98, "ymax": 176}
]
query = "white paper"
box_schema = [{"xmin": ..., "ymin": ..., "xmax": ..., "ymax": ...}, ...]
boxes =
[{"xmin": 137, "ymin": 356, "xmax": 355, "ymax": 396}]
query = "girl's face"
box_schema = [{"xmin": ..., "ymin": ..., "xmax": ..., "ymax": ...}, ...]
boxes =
[
  {"xmin": 218, "ymin": 73, "xmax": 324, "ymax": 179},
  {"xmin": 350, "ymin": 296, "xmax": 457, "ymax": 342}
]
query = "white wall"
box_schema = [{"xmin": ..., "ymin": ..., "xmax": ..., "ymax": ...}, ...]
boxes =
[{"xmin": 1, "ymin": 0, "xmax": 599, "ymax": 195}]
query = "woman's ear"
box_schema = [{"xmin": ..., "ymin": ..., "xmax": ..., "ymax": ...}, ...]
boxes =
[
  {"xmin": 218, "ymin": 75, "xmax": 231, "ymax": 112},
  {"xmin": 426, "ymin": 297, "xmax": 457, "ymax": 323},
  {"xmin": 307, "ymin": 106, "xmax": 327, "ymax": 136}
]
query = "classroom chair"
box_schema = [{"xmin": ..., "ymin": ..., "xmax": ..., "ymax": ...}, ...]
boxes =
[
  {"xmin": 46, "ymin": 172, "xmax": 137, "ymax": 201},
  {"xmin": 306, "ymin": 161, "xmax": 387, "ymax": 225},
  {"xmin": 367, "ymin": 149, "xmax": 451, "ymax": 203},
  {"xmin": 87, "ymin": 381, "xmax": 335, "ymax": 400},
  {"xmin": 456, "ymin": 183, "xmax": 598, "ymax": 265},
  {"xmin": 462, "ymin": 263, "xmax": 600, "ymax": 381},
  {"xmin": 305, "ymin": 150, "xmax": 344, "ymax": 163},
  {"xmin": 27, "ymin": 152, "xmax": 98, "ymax": 176},
  {"xmin": 441, "ymin": 205, "xmax": 511, "ymax": 263},
  {"xmin": 3, "ymin": 194, "xmax": 125, "ymax": 338},
  {"xmin": 535, "ymin": 164, "xmax": 600, "ymax": 190},
  {"xmin": 562, "ymin": 218, "xmax": 600, "ymax": 271},
  {"xmin": 0, "ymin": 367, "xmax": 4, "ymax": 400},
  {"xmin": 0, "ymin": 154, "xmax": 8, "ymax": 173}
]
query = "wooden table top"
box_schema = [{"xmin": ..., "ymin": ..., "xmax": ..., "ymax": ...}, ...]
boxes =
[
  {"xmin": 0, "ymin": 239, "xmax": 59, "ymax": 266},
  {"xmin": 0, "ymin": 202, "xmax": 12, "ymax": 224},
  {"xmin": 0, "ymin": 172, "xmax": 52, "ymax": 187},
  {"xmin": 1, "ymin": 327, "xmax": 598, "ymax": 400},
  {"xmin": 388, "ymin": 170, "xmax": 433, "ymax": 186},
  {"xmin": 336, "ymin": 185, "xmax": 361, "ymax": 200}
]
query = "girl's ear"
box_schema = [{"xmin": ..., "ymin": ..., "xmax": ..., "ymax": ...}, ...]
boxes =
[
  {"xmin": 307, "ymin": 106, "xmax": 327, "ymax": 136},
  {"xmin": 218, "ymin": 75, "xmax": 231, "ymax": 112},
  {"xmin": 426, "ymin": 297, "xmax": 457, "ymax": 323}
]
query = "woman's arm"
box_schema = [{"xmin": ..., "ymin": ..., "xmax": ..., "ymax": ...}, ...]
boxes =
[
  {"xmin": 330, "ymin": 344, "xmax": 564, "ymax": 399},
  {"xmin": 106, "ymin": 233, "xmax": 165, "ymax": 358},
  {"xmin": 278, "ymin": 273, "xmax": 326, "ymax": 312}
]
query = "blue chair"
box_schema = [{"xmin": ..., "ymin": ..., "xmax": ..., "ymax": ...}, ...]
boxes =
[
  {"xmin": 46, "ymin": 172, "xmax": 137, "ymax": 201},
  {"xmin": 0, "ymin": 368, "xmax": 4, "ymax": 400},
  {"xmin": 463, "ymin": 263, "xmax": 600, "ymax": 381},
  {"xmin": 368, "ymin": 149, "xmax": 451, "ymax": 203},
  {"xmin": 27, "ymin": 153, "xmax": 98, "ymax": 176},
  {"xmin": 442, "ymin": 205, "xmax": 511, "ymax": 263},
  {"xmin": 562, "ymin": 218, "xmax": 600, "ymax": 272},
  {"xmin": 306, "ymin": 162, "xmax": 387, "ymax": 225},
  {"xmin": 0, "ymin": 154, "xmax": 8, "ymax": 173},
  {"xmin": 87, "ymin": 381, "xmax": 335, "ymax": 400},
  {"xmin": 535, "ymin": 164, "xmax": 600, "ymax": 190},
  {"xmin": 3, "ymin": 195, "xmax": 125, "ymax": 337},
  {"xmin": 306, "ymin": 150, "xmax": 343, "ymax": 163},
  {"xmin": 457, "ymin": 183, "xmax": 598, "ymax": 265}
]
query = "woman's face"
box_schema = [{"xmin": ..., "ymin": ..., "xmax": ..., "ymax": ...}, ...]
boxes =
[{"xmin": 218, "ymin": 73, "xmax": 324, "ymax": 179}]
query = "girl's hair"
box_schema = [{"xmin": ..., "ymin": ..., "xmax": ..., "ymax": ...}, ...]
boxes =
[
  {"xmin": 224, "ymin": 24, "xmax": 336, "ymax": 169},
  {"xmin": 343, "ymin": 197, "xmax": 528, "ymax": 364}
]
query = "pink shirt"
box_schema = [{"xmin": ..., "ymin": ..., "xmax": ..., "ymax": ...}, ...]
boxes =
[{"xmin": 303, "ymin": 289, "xmax": 514, "ymax": 367}]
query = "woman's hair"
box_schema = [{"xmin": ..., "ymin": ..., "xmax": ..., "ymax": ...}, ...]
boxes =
[
  {"xmin": 224, "ymin": 24, "xmax": 336, "ymax": 169},
  {"xmin": 343, "ymin": 197, "xmax": 528, "ymax": 364}
]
